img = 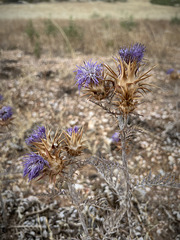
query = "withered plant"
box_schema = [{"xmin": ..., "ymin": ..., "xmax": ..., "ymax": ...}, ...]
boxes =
[{"xmin": 22, "ymin": 43, "xmax": 180, "ymax": 239}]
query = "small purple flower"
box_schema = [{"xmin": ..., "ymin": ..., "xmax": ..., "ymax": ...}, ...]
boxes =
[
  {"xmin": 119, "ymin": 43, "xmax": 145, "ymax": 64},
  {"xmin": 75, "ymin": 60, "xmax": 103, "ymax": 90},
  {"xmin": 25, "ymin": 126, "xmax": 46, "ymax": 146},
  {"xmin": 0, "ymin": 95, "xmax": 3, "ymax": 102},
  {"xmin": 23, "ymin": 153, "xmax": 49, "ymax": 181},
  {"xmin": 166, "ymin": 68, "xmax": 174, "ymax": 74},
  {"xmin": 0, "ymin": 106, "xmax": 13, "ymax": 121},
  {"xmin": 67, "ymin": 126, "xmax": 79, "ymax": 136},
  {"xmin": 111, "ymin": 132, "xmax": 120, "ymax": 143}
]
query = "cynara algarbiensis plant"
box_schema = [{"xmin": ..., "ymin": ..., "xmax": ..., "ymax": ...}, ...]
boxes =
[
  {"xmin": 22, "ymin": 43, "xmax": 179, "ymax": 239},
  {"xmin": 74, "ymin": 43, "xmax": 154, "ymax": 238}
]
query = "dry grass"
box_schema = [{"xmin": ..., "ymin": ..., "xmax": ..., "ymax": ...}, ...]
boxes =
[
  {"xmin": 0, "ymin": 1, "xmax": 179, "ymax": 20},
  {"xmin": 0, "ymin": 18, "xmax": 180, "ymax": 63}
]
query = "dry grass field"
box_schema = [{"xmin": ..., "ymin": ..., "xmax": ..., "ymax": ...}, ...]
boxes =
[
  {"xmin": 0, "ymin": 0, "xmax": 179, "ymax": 20},
  {"xmin": 0, "ymin": 1, "xmax": 180, "ymax": 240}
]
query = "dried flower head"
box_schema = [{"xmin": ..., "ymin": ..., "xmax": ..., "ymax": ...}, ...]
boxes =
[
  {"xmin": 119, "ymin": 43, "xmax": 145, "ymax": 65},
  {"xmin": 0, "ymin": 105, "xmax": 14, "ymax": 127},
  {"xmin": 0, "ymin": 106, "xmax": 13, "ymax": 121},
  {"xmin": 24, "ymin": 127, "xmax": 69, "ymax": 183},
  {"xmin": 23, "ymin": 125, "xmax": 86, "ymax": 183},
  {"xmin": 0, "ymin": 95, "xmax": 3, "ymax": 102},
  {"xmin": 166, "ymin": 68, "xmax": 174, "ymax": 75},
  {"xmin": 104, "ymin": 43, "xmax": 154, "ymax": 115},
  {"xmin": 64, "ymin": 126, "xmax": 86, "ymax": 156},
  {"xmin": 25, "ymin": 126, "xmax": 46, "ymax": 146},
  {"xmin": 23, "ymin": 153, "xmax": 50, "ymax": 181},
  {"xmin": 67, "ymin": 126, "xmax": 79, "ymax": 135},
  {"xmin": 111, "ymin": 132, "xmax": 120, "ymax": 143},
  {"xmin": 75, "ymin": 60, "xmax": 103, "ymax": 90}
]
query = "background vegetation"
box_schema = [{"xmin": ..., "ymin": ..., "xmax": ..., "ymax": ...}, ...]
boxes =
[{"xmin": 0, "ymin": 18, "xmax": 180, "ymax": 60}]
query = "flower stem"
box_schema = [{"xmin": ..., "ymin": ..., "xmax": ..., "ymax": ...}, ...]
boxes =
[
  {"xmin": 118, "ymin": 115, "xmax": 133, "ymax": 238},
  {"xmin": 67, "ymin": 167, "xmax": 91, "ymax": 239}
]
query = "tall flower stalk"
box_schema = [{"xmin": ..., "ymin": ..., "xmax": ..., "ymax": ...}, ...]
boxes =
[
  {"xmin": 118, "ymin": 115, "xmax": 133, "ymax": 237},
  {"xmin": 75, "ymin": 43, "xmax": 154, "ymax": 237},
  {"xmin": 22, "ymin": 43, "xmax": 169, "ymax": 238}
]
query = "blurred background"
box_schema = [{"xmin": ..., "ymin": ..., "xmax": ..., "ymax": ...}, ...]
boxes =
[{"xmin": 0, "ymin": 0, "xmax": 180, "ymax": 60}]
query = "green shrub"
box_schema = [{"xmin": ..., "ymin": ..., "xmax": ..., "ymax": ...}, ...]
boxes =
[
  {"xmin": 150, "ymin": 0, "xmax": 180, "ymax": 6},
  {"xmin": 120, "ymin": 16, "xmax": 137, "ymax": 31},
  {"xmin": 25, "ymin": 20, "xmax": 39, "ymax": 43},
  {"xmin": 90, "ymin": 12, "xmax": 101, "ymax": 19},
  {"xmin": 33, "ymin": 40, "xmax": 42, "ymax": 59},
  {"xmin": 25, "ymin": 20, "xmax": 41, "ymax": 58},
  {"xmin": 104, "ymin": 0, "xmax": 127, "ymax": 2},
  {"xmin": 63, "ymin": 18, "xmax": 82, "ymax": 39},
  {"xmin": 44, "ymin": 19, "xmax": 58, "ymax": 37},
  {"xmin": 170, "ymin": 15, "xmax": 180, "ymax": 24},
  {"xmin": 2, "ymin": 0, "xmax": 50, "ymax": 2}
]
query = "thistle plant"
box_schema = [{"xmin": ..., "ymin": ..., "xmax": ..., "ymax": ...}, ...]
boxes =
[
  {"xmin": 22, "ymin": 43, "xmax": 180, "ymax": 239},
  {"xmin": 73, "ymin": 43, "xmax": 153, "ymax": 237},
  {"xmin": 0, "ymin": 95, "xmax": 14, "ymax": 142},
  {"xmin": 74, "ymin": 43, "xmax": 179, "ymax": 238},
  {"xmin": 23, "ymin": 126, "xmax": 87, "ymax": 183}
]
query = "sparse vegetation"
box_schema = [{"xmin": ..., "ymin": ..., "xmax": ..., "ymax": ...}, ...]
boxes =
[
  {"xmin": 25, "ymin": 20, "xmax": 39, "ymax": 43},
  {"xmin": 170, "ymin": 15, "xmax": 180, "ymax": 24},
  {"xmin": 63, "ymin": 18, "xmax": 82, "ymax": 40},
  {"xmin": 25, "ymin": 20, "xmax": 41, "ymax": 58},
  {"xmin": 44, "ymin": 19, "xmax": 58, "ymax": 37},
  {"xmin": 120, "ymin": 16, "xmax": 137, "ymax": 31},
  {"xmin": 0, "ymin": 18, "xmax": 180, "ymax": 60},
  {"xmin": 150, "ymin": 0, "xmax": 180, "ymax": 6}
]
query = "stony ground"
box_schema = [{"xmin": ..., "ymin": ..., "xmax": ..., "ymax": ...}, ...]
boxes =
[{"xmin": 0, "ymin": 50, "xmax": 180, "ymax": 239}]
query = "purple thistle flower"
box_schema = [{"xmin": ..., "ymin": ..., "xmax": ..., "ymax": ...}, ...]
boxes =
[
  {"xmin": 25, "ymin": 126, "xmax": 46, "ymax": 146},
  {"xmin": 119, "ymin": 43, "xmax": 145, "ymax": 64},
  {"xmin": 75, "ymin": 60, "xmax": 103, "ymax": 90},
  {"xmin": 0, "ymin": 95, "xmax": 3, "ymax": 102},
  {"xmin": 111, "ymin": 132, "xmax": 120, "ymax": 143},
  {"xmin": 67, "ymin": 126, "xmax": 79, "ymax": 136},
  {"xmin": 23, "ymin": 153, "xmax": 49, "ymax": 181},
  {"xmin": 166, "ymin": 68, "xmax": 174, "ymax": 74},
  {"xmin": 0, "ymin": 106, "xmax": 13, "ymax": 121}
]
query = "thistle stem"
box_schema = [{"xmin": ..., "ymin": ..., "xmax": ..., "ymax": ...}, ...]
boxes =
[
  {"xmin": 67, "ymin": 167, "xmax": 91, "ymax": 239},
  {"xmin": 118, "ymin": 115, "xmax": 133, "ymax": 238}
]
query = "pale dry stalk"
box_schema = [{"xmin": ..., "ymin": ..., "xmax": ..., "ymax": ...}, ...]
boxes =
[
  {"xmin": 118, "ymin": 115, "xmax": 133, "ymax": 238},
  {"xmin": 67, "ymin": 166, "xmax": 91, "ymax": 240}
]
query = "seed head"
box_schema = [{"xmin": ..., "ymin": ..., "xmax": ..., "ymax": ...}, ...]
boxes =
[
  {"xmin": 24, "ymin": 127, "xmax": 68, "ymax": 183},
  {"xmin": 64, "ymin": 126, "xmax": 86, "ymax": 156},
  {"xmin": 104, "ymin": 45, "xmax": 154, "ymax": 116}
]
